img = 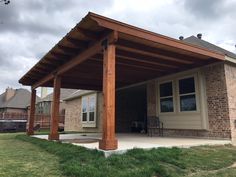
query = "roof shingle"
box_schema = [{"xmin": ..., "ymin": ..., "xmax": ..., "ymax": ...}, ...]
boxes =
[{"xmin": 183, "ymin": 36, "xmax": 236, "ymax": 59}]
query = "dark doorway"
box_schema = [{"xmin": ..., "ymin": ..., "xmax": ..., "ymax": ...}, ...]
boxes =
[{"xmin": 115, "ymin": 84, "xmax": 147, "ymax": 133}]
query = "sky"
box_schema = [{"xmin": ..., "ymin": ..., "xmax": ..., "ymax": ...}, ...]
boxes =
[{"xmin": 0, "ymin": 0, "xmax": 236, "ymax": 94}]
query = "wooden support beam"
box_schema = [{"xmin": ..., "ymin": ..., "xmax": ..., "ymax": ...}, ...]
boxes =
[
  {"xmin": 115, "ymin": 51, "xmax": 180, "ymax": 68},
  {"xmin": 50, "ymin": 51, "xmax": 72, "ymax": 59},
  {"xmin": 32, "ymin": 32, "xmax": 116, "ymax": 89},
  {"xmin": 117, "ymin": 45, "xmax": 193, "ymax": 64},
  {"xmin": 41, "ymin": 59, "xmax": 59, "ymax": 67},
  {"xmin": 76, "ymin": 27, "xmax": 99, "ymax": 41},
  {"xmin": 48, "ymin": 75, "xmax": 61, "ymax": 140},
  {"xmin": 90, "ymin": 57, "xmax": 165, "ymax": 72},
  {"xmin": 66, "ymin": 36, "xmax": 88, "ymax": 49},
  {"xmin": 99, "ymin": 43, "xmax": 118, "ymax": 150},
  {"xmin": 27, "ymin": 88, "xmax": 36, "ymax": 136},
  {"xmin": 57, "ymin": 44, "xmax": 79, "ymax": 55},
  {"xmin": 117, "ymin": 39, "xmax": 206, "ymax": 63}
]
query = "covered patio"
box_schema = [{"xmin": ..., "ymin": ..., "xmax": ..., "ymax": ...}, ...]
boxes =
[{"xmin": 19, "ymin": 12, "xmax": 225, "ymax": 150}]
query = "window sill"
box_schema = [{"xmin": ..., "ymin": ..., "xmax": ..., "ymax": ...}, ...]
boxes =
[{"xmin": 82, "ymin": 122, "xmax": 96, "ymax": 128}]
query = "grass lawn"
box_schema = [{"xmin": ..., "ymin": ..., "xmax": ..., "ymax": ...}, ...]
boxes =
[
  {"xmin": 1, "ymin": 133, "xmax": 236, "ymax": 177},
  {"xmin": 0, "ymin": 133, "xmax": 64, "ymax": 177}
]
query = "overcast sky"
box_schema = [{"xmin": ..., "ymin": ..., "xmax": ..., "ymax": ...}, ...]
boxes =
[{"xmin": 0, "ymin": 0, "xmax": 236, "ymax": 94}]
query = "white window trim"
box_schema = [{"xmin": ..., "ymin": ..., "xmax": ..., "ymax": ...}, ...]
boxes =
[
  {"xmin": 176, "ymin": 74, "xmax": 200, "ymax": 114},
  {"xmin": 81, "ymin": 93, "xmax": 97, "ymax": 128},
  {"xmin": 158, "ymin": 80, "xmax": 176, "ymax": 115}
]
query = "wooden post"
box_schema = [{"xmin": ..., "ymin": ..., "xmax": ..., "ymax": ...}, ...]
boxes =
[
  {"xmin": 48, "ymin": 75, "xmax": 61, "ymax": 140},
  {"xmin": 27, "ymin": 88, "xmax": 36, "ymax": 135},
  {"xmin": 99, "ymin": 42, "xmax": 118, "ymax": 150}
]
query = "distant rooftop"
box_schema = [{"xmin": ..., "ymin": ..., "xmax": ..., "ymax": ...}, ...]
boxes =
[
  {"xmin": 183, "ymin": 36, "xmax": 236, "ymax": 59},
  {"xmin": 38, "ymin": 89, "xmax": 78, "ymax": 103},
  {"xmin": 64, "ymin": 90, "xmax": 96, "ymax": 101},
  {"xmin": 0, "ymin": 88, "xmax": 38, "ymax": 109}
]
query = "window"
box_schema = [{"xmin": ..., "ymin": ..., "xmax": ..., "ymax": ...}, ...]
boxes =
[
  {"xmin": 81, "ymin": 94, "xmax": 96, "ymax": 127},
  {"xmin": 178, "ymin": 77, "xmax": 197, "ymax": 111},
  {"xmin": 159, "ymin": 82, "xmax": 174, "ymax": 112}
]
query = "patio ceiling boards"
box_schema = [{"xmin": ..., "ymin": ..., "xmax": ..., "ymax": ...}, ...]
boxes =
[{"xmin": 19, "ymin": 12, "xmax": 225, "ymax": 90}]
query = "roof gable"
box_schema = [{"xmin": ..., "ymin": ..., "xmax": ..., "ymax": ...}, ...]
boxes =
[{"xmin": 0, "ymin": 88, "xmax": 34, "ymax": 109}]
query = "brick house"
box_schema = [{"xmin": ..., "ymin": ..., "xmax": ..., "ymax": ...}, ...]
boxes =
[
  {"xmin": 19, "ymin": 13, "xmax": 236, "ymax": 150},
  {"xmin": 63, "ymin": 35, "xmax": 236, "ymax": 143},
  {"xmin": 0, "ymin": 88, "xmax": 33, "ymax": 114}
]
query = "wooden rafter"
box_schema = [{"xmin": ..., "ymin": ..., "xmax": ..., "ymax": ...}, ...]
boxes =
[
  {"xmin": 117, "ymin": 45, "xmax": 193, "ymax": 64},
  {"xmin": 19, "ymin": 12, "xmax": 225, "ymax": 90},
  {"xmin": 90, "ymin": 58, "xmax": 166, "ymax": 72},
  {"xmin": 31, "ymin": 31, "xmax": 116, "ymax": 89},
  {"xmin": 90, "ymin": 13, "xmax": 224, "ymax": 60},
  {"xmin": 66, "ymin": 36, "xmax": 88, "ymax": 49},
  {"xmin": 50, "ymin": 51, "xmax": 72, "ymax": 59},
  {"xmin": 76, "ymin": 27, "xmax": 99, "ymax": 41}
]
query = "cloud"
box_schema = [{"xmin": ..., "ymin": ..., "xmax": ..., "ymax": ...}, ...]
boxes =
[
  {"xmin": 184, "ymin": 0, "xmax": 224, "ymax": 19},
  {"xmin": 0, "ymin": 0, "xmax": 235, "ymax": 94}
]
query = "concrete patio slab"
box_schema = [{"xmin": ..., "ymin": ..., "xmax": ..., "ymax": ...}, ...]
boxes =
[{"xmin": 33, "ymin": 133, "xmax": 232, "ymax": 157}]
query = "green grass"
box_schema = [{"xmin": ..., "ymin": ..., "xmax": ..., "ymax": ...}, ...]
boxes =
[
  {"xmin": 0, "ymin": 133, "xmax": 64, "ymax": 177},
  {"xmin": 1, "ymin": 133, "xmax": 236, "ymax": 177}
]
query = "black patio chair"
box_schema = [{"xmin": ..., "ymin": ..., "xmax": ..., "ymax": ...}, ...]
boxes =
[
  {"xmin": 33, "ymin": 123, "xmax": 40, "ymax": 131},
  {"xmin": 147, "ymin": 116, "xmax": 163, "ymax": 137}
]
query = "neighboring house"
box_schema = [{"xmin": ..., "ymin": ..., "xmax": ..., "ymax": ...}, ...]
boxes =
[
  {"xmin": 64, "ymin": 34, "xmax": 236, "ymax": 140},
  {"xmin": 36, "ymin": 88, "xmax": 77, "ymax": 115},
  {"xmin": 0, "ymin": 88, "xmax": 33, "ymax": 114}
]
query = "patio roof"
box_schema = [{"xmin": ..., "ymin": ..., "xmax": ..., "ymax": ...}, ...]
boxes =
[{"xmin": 19, "ymin": 12, "xmax": 225, "ymax": 90}]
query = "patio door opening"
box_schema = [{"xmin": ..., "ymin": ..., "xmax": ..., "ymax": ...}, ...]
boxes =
[{"xmin": 115, "ymin": 84, "xmax": 147, "ymax": 133}]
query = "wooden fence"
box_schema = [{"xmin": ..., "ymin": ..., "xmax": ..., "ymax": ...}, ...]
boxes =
[
  {"xmin": 0, "ymin": 112, "xmax": 28, "ymax": 120},
  {"xmin": 34, "ymin": 114, "xmax": 65, "ymax": 129},
  {"xmin": 0, "ymin": 112, "xmax": 65, "ymax": 129}
]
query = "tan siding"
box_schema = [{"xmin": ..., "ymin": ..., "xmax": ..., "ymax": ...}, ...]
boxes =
[{"xmin": 155, "ymin": 70, "xmax": 207, "ymax": 130}]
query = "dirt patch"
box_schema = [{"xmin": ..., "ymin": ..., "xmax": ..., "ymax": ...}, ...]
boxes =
[
  {"xmin": 61, "ymin": 138, "xmax": 99, "ymax": 144},
  {"xmin": 230, "ymin": 162, "xmax": 236, "ymax": 168}
]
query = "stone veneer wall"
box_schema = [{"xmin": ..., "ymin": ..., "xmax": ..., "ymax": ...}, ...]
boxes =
[
  {"xmin": 203, "ymin": 63, "xmax": 231, "ymax": 138},
  {"xmin": 225, "ymin": 62, "xmax": 236, "ymax": 144},
  {"xmin": 64, "ymin": 92, "xmax": 103, "ymax": 132},
  {"xmin": 147, "ymin": 80, "xmax": 157, "ymax": 117},
  {"xmin": 147, "ymin": 63, "xmax": 232, "ymax": 139}
]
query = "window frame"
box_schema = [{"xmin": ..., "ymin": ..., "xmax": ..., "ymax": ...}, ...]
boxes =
[
  {"xmin": 176, "ymin": 75, "xmax": 199, "ymax": 113},
  {"xmin": 81, "ymin": 93, "xmax": 97, "ymax": 127},
  {"xmin": 158, "ymin": 80, "xmax": 175, "ymax": 114}
]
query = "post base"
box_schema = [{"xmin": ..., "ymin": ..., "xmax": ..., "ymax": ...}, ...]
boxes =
[
  {"xmin": 48, "ymin": 133, "xmax": 59, "ymax": 140},
  {"xmin": 99, "ymin": 139, "xmax": 118, "ymax": 150},
  {"xmin": 27, "ymin": 130, "xmax": 34, "ymax": 136}
]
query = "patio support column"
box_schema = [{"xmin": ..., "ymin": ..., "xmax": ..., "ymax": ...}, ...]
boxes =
[
  {"xmin": 49, "ymin": 75, "xmax": 61, "ymax": 140},
  {"xmin": 99, "ymin": 40, "xmax": 118, "ymax": 150},
  {"xmin": 27, "ymin": 88, "xmax": 36, "ymax": 135}
]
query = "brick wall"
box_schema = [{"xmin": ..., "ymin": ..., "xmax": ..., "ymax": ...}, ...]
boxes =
[
  {"xmin": 203, "ymin": 63, "xmax": 231, "ymax": 138},
  {"xmin": 147, "ymin": 80, "xmax": 157, "ymax": 117},
  {"xmin": 64, "ymin": 93, "xmax": 103, "ymax": 132},
  {"xmin": 225, "ymin": 62, "xmax": 236, "ymax": 144}
]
